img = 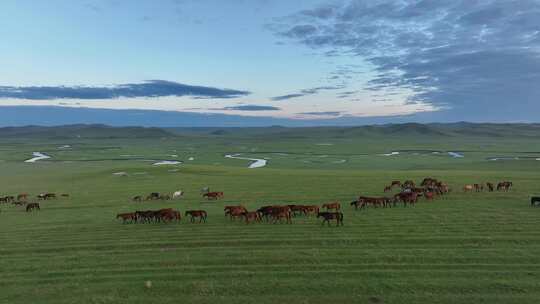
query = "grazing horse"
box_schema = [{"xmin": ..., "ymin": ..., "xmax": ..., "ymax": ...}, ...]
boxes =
[
  {"xmin": 12, "ymin": 201, "xmax": 26, "ymax": 206},
  {"xmin": 224, "ymin": 205, "xmax": 247, "ymax": 217},
  {"xmin": 288, "ymin": 205, "xmax": 307, "ymax": 217},
  {"xmin": 424, "ymin": 191, "xmax": 435, "ymax": 200},
  {"xmin": 116, "ymin": 213, "xmax": 136, "ymax": 223},
  {"xmin": 317, "ymin": 212, "xmax": 344, "ymax": 226},
  {"xmin": 185, "ymin": 210, "xmax": 207, "ymax": 223},
  {"xmin": 17, "ymin": 193, "xmax": 28, "ymax": 201},
  {"xmin": 302, "ymin": 205, "xmax": 320, "ymax": 216},
  {"xmin": 61, "ymin": 193, "xmax": 70, "ymax": 198},
  {"xmin": 203, "ymin": 192, "xmax": 223, "ymax": 200},
  {"xmin": 402, "ymin": 180, "xmax": 416, "ymax": 189},
  {"xmin": 26, "ymin": 203, "xmax": 40, "ymax": 212},
  {"xmin": 270, "ymin": 206, "xmax": 292, "ymax": 224},
  {"xmin": 531, "ymin": 197, "xmax": 540, "ymax": 207},
  {"xmin": 322, "ymin": 202, "xmax": 341, "ymax": 211},
  {"xmin": 384, "ymin": 186, "xmax": 392, "ymax": 192},
  {"xmin": 391, "ymin": 181, "xmax": 401, "ymax": 188},
  {"xmin": 3, "ymin": 196, "xmax": 15, "ymax": 203},
  {"xmin": 0, "ymin": 197, "xmax": 8, "ymax": 204},
  {"xmin": 497, "ymin": 181, "xmax": 513, "ymax": 192},
  {"xmin": 226, "ymin": 207, "xmax": 247, "ymax": 221},
  {"xmin": 357, "ymin": 196, "xmax": 384, "ymax": 209},
  {"xmin": 146, "ymin": 192, "xmax": 160, "ymax": 201},
  {"xmin": 463, "ymin": 185, "xmax": 474, "ymax": 192},
  {"xmin": 44, "ymin": 193, "xmax": 56, "ymax": 200},
  {"xmin": 473, "ymin": 184, "xmax": 484, "ymax": 192},
  {"xmin": 486, "ymin": 182, "xmax": 494, "ymax": 192},
  {"xmin": 132, "ymin": 196, "xmax": 143, "ymax": 202},
  {"xmin": 394, "ymin": 192, "xmax": 418, "ymax": 207},
  {"xmin": 172, "ymin": 190, "xmax": 184, "ymax": 199},
  {"xmin": 242, "ymin": 211, "xmax": 261, "ymax": 224}
]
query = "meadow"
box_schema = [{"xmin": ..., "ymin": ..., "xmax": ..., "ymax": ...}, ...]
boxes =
[{"xmin": 1, "ymin": 124, "xmax": 540, "ymax": 304}]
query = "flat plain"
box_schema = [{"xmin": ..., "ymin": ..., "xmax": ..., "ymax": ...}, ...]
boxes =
[{"xmin": 1, "ymin": 124, "xmax": 539, "ymax": 304}]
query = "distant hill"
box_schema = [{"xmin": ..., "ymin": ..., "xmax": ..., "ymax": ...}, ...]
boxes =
[
  {"xmin": 0, "ymin": 124, "xmax": 174, "ymax": 139},
  {"xmin": 169, "ymin": 122, "xmax": 540, "ymax": 139},
  {"xmin": 1, "ymin": 123, "xmax": 539, "ymax": 139}
]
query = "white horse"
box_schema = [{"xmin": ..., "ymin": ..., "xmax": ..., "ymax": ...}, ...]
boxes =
[{"xmin": 172, "ymin": 190, "xmax": 184, "ymax": 199}]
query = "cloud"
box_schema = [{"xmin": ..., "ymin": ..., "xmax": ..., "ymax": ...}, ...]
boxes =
[
  {"xmin": 211, "ymin": 105, "xmax": 281, "ymax": 111},
  {"xmin": 271, "ymin": 85, "xmax": 344, "ymax": 101},
  {"xmin": 298, "ymin": 111, "xmax": 343, "ymax": 117},
  {"xmin": 271, "ymin": 0, "xmax": 540, "ymax": 120},
  {"xmin": 271, "ymin": 93, "xmax": 306, "ymax": 101},
  {"xmin": 0, "ymin": 80, "xmax": 250, "ymax": 100}
]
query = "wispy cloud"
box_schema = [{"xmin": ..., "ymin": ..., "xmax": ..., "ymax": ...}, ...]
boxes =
[
  {"xmin": 210, "ymin": 105, "xmax": 281, "ymax": 111},
  {"xmin": 271, "ymin": 85, "xmax": 344, "ymax": 101},
  {"xmin": 0, "ymin": 80, "xmax": 250, "ymax": 100},
  {"xmin": 298, "ymin": 111, "xmax": 343, "ymax": 117}
]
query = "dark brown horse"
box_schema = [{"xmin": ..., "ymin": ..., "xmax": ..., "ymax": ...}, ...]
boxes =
[
  {"xmin": 185, "ymin": 210, "xmax": 207, "ymax": 223},
  {"xmin": 317, "ymin": 212, "xmax": 343, "ymax": 226},
  {"xmin": 26, "ymin": 203, "xmax": 40, "ymax": 212},
  {"xmin": 270, "ymin": 206, "xmax": 292, "ymax": 224}
]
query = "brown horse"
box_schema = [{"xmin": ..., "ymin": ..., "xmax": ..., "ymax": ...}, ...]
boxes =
[
  {"xmin": 322, "ymin": 202, "xmax": 341, "ymax": 211},
  {"xmin": 394, "ymin": 192, "xmax": 418, "ymax": 206},
  {"xmin": 302, "ymin": 205, "xmax": 320, "ymax": 216},
  {"xmin": 26, "ymin": 203, "xmax": 40, "ymax": 212},
  {"xmin": 224, "ymin": 205, "xmax": 247, "ymax": 217},
  {"xmin": 270, "ymin": 206, "xmax": 292, "ymax": 224},
  {"xmin": 228, "ymin": 208, "xmax": 246, "ymax": 221},
  {"xmin": 473, "ymin": 184, "xmax": 484, "ymax": 192},
  {"xmin": 486, "ymin": 182, "xmax": 494, "ymax": 192},
  {"xmin": 384, "ymin": 186, "xmax": 392, "ymax": 192},
  {"xmin": 203, "ymin": 192, "xmax": 224, "ymax": 200},
  {"xmin": 288, "ymin": 205, "xmax": 308, "ymax": 217},
  {"xmin": 497, "ymin": 181, "xmax": 513, "ymax": 192},
  {"xmin": 185, "ymin": 210, "xmax": 207, "ymax": 223},
  {"xmin": 17, "ymin": 193, "xmax": 28, "ymax": 201},
  {"xmin": 116, "ymin": 212, "xmax": 136, "ymax": 223},
  {"xmin": 242, "ymin": 211, "xmax": 261, "ymax": 224},
  {"xmin": 317, "ymin": 212, "xmax": 344, "ymax": 226}
]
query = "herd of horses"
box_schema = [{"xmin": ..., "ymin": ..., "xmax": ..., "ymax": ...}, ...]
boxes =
[
  {"xmin": 131, "ymin": 189, "xmax": 224, "ymax": 202},
  {"xmin": 116, "ymin": 177, "xmax": 524, "ymax": 226},
  {"xmin": 0, "ymin": 192, "xmax": 68, "ymax": 213},
  {"xmin": 1, "ymin": 179, "xmax": 528, "ymax": 224},
  {"xmin": 463, "ymin": 181, "xmax": 513, "ymax": 192}
]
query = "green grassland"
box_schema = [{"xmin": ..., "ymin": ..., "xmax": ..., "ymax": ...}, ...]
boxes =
[{"xmin": 1, "ymin": 124, "xmax": 540, "ymax": 303}]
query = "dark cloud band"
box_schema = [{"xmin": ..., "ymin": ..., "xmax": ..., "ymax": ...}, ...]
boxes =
[{"xmin": 0, "ymin": 80, "xmax": 250, "ymax": 100}]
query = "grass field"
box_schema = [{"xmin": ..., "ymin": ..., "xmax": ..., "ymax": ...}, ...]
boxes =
[{"xmin": 1, "ymin": 124, "xmax": 540, "ymax": 303}]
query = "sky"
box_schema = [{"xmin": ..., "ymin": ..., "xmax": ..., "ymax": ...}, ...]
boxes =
[{"xmin": 1, "ymin": 0, "xmax": 539, "ymax": 126}]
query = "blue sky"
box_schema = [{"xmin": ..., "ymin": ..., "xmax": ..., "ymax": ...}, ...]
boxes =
[{"xmin": 1, "ymin": 0, "xmax": 539, "ymax": 126}]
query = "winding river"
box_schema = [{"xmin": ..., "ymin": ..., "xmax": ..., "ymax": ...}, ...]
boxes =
[
  {"xmin": 225, "ymin": 154, "xmax": 267, "ymax": 168},
  {"xmin": 25, "ymin": 152, "xmax": 51, "ymax": 163}
]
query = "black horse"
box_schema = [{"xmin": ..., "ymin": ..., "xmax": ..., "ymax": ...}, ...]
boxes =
[{"xmin": 531, "ymin": 197, "xmax": 540, "ymax": 207}]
